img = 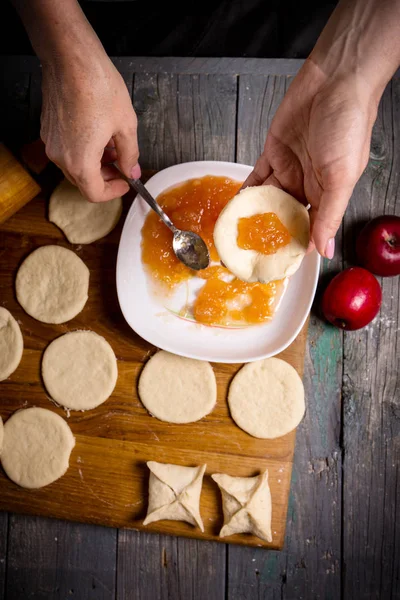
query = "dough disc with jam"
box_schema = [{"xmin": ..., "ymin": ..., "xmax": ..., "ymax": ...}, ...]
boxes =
[{"xmin": 214, "ymin": 185, "xmax": 310, "ymax": 283}]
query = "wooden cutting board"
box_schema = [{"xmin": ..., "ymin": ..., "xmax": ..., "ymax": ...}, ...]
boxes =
[{"xmin": 0, "ymin": 177, "xmax": 308, "ymax": 550}]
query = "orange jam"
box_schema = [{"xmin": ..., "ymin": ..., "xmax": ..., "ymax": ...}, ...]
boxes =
[
  {"xmin": 141, "ymin": 175, "xmax": 285, "ymax": 327},
  {"xmin": 193, "ymin": 267, "xmax": 284, "ymax": 326},
  {"xmin": 141, "ymin": 176, "xmax": 241, "ymax": 287},
  {"xmin": 237, "ymin": 212, "xmax": 291, "ymax": 254}
]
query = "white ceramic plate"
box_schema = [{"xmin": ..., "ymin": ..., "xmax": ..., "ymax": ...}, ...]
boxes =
[{"xmin": 117, "ymin": 161, "xmax": 320, "ymax": 363}]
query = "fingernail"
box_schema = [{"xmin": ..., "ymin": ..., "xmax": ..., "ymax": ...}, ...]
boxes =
[
  {"xmin": 131, "ymin": 164, "xmax": 141, "ymax": 180},
  {"xmin": 325, "ymin": 238, "xmax": 335, "ymax": 259}
]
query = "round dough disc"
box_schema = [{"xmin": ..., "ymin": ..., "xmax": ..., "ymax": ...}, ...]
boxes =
[
  {"xmin": 1, "ymin": 407, "xmax": 75, "ymax": 489},
  {"xmin": 0, "ymin": 417, "xmax": 4, "ymax": 456},
  {"xmin": 49, "ymin": 178, "xmax": 123, "ymax": 244},
  {"xmin": 42, "ymin": 330, "xmax": 118, "ymax": 411},
  {"xmin": 214, "ymin": 185, "xmax": 310, "ymax": 283},
  {"xmin": 0, "ymin": 307, "xmax": 23, "ymax": 381},
  {"xmin": 16, "ymin": 245, "xmax": 89, "ymax": 324},
  {"xmin": 228, "ymin": 357, "xmax": 305, "ymax": 439},
  {"xmin": 138, "ymin": 351, "xmax": 217, "ymax": 424}
]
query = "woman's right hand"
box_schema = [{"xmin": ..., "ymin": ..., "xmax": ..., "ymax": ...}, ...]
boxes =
[{"xmin": 41, "ymin": 50, "xmax": 140, "ymax": 202}]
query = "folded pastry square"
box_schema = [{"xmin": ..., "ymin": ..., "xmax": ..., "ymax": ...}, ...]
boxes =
[
  {"xmin": 212, "ymin": 470, "xmax": 272, "ymax": 542},
  {"xmin": 143, "ymin": 461, "xmax": 206, "ymax": 531}
]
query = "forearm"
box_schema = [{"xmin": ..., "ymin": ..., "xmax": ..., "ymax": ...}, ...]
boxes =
[
  {"xmin": 12, "ymin": 0, "xmax": 104, "ymax": 65},
  {"xmin": 310, "ymin": 0, "xmax": 400, "ymax": 98}
]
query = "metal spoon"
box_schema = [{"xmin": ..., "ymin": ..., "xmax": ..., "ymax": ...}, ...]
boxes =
[{"xmin": 114, "ymin": 164, "xmax": 210, "ymax": 271}]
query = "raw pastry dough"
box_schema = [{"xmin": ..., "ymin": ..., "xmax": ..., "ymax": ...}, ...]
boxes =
[
  {"xmin": 214, "ymin": 185, "xmax": 310, "ymax": 283},
  {"xmin": 212, "ymin": 470, "xmax": 272, "ymax": 542},
  {"xmin": 0, "ymin": 307, "xmax": 23, "ymax": 381},
  {"xmin": 16, "ymin": 245, "xmax": 89, "ymax": 324},
  {"xmin": 0, "ymin": 417, "xmax": 3, "ymax": 456},
  {"xmin": 49, "ymin": 178, "xmax": 123, "ymax": 244},
  {"xmin": 228, "ymin": 357, "xmax": 305, "ymax": 439},
  {"xmin": 0, "ymin": 407, "xmax": 75, "ymax": 489},
  {"xmin": 42, "ymin": 330, "xmax": 118, "ymax": 411},
  {"xmin": 143, "ymin": 461, "xmax": 206, "ymax": 531},
  {"xmin": 138, "ymin": 351, "xmax": 217, "ymax": 424}
]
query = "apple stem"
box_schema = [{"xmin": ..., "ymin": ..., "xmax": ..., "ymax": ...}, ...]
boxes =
[{"xmin": 385, "ymin": 233, "xmax": 399, "ymax": 248}]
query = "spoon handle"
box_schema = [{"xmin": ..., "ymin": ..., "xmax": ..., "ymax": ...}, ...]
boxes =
[{"xmin": 113, "ymin": 163, "xmax": 176, "ymax": 233}]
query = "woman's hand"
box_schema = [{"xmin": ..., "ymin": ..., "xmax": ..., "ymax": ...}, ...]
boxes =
[
  {"xmin": 244, "ymin": 61, "xmax": 379, "ymax": 258},
  {"xmin": 245, "ymin": 0, "xmax": 400, "ymax": 259},
  {"xmin": 12, "ymin": 0, "xmax": 140, "ymax": 202},
  {"xmin": 41, "ymin": 53, "xmax": 139, "ymax": 202}
]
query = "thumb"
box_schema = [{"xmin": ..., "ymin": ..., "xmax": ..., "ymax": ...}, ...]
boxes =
[
  {"xmin": 242, "ymin": 155, "xmax": 272, "ymax": 189},
  {"xmin": 113, "ymin": 127, "xmax": 140, "ymax": 179},
  {"xmin": 311, "ymin": 186, "xmax": 353, "ymax": 258}
]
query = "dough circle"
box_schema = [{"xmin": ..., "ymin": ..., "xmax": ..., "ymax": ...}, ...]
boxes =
[
  {"xmin": 0, "ymin": 407, "xmax": 75, "ymax": 489},
  {"xmin": 0, "ymin": 307, "xmax": 23, "ymax": 381},
  {"xmin": 42, "ymin": 330, "xmax": 118, "ymax": 410},
  {"xmin": 16, "ymin": 245, "xmax": 89, "ymax": 324},
  {"xmin": 49, "ymin": 178, "xmax": 123, "ymax": 244},
  {"xmin": 138, "ymin": 351, "xmax": 217, "ymax": 424},
  {"xmin": 228, "ymin": 357, "xmax": 305, "ymax": 439},
  {"xmin": 214, "ymin": 185, "xmax": 310, "ymax": 283},
  {"xmin": 0, "ymin": 417, "xmax": 4, "ymax": 456}
]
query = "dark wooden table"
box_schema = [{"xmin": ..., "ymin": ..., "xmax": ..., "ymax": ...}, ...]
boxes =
[{"xmin": 0, "ymin": 57, "xmax": 399, "ymax": 600}]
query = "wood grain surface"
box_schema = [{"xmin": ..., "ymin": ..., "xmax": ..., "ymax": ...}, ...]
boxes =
[
  {"xmin": 0, "ymin": 56, "xmax": 399, "ymax": 600},
  {"xmin": 0, "ymin": 174, "xmax": 308, "ymax": 550}
]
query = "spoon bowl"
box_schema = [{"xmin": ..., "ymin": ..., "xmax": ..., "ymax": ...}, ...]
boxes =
[
  {"xmin": 113, "ymin": 163, "xmax": 210, "ymax": 270},
  {"xmin": 172, "ymin": 230, "xmax": 210, "ymax": 270}
]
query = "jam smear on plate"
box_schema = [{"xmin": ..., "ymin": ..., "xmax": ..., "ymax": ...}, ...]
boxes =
[
  {"xmin": 194, "ymin": 267, "xmax": 284, "ymax": 326},
  {"xmin": 141, "ymin": 176, "xmax": 285, "ymax": 327}
]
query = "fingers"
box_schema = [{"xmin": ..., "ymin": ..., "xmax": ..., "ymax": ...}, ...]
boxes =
[
  {"xmin": 44, "ymin": 137, "xmax": 130, "ymax": 201},
  {"xmin": 113, "ymin": 125, "xmax": 140, "ymax": 179},
  {"xmin": 79, "ymin": 170, "xmax": 129, "ymax": 202},
  {"xmin": 67, "ymin": 154, "xmax": 129, "ymax": 202},
  {"xmin": 51, "ymin": 155, "xmax": 128, "ymax": 201},
  {"xmin": 242, "ymin": 155, "xmax": 272, "ymax": 189},
  {"xmin": 311, "ymin": 186, "xmax": 353, "ymax": 258}
]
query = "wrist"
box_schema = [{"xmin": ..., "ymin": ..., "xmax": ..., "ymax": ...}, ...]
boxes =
[
  {"xmin": 309, "ymin": 0, "xmax": 400, "ymax": 103},
  {"xmin": 13, "ymin": 0, "xmax": 105, "ymax": 67}
]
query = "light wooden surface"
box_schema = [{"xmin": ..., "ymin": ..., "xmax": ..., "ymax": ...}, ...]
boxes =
[
  {"xmin": 0, "ymin": 143, "xmax": 40, "ymax": 224},
  {"xmin": 0, "ymin": 180, "xmax": 308, "ymax": 549},
  {"xmin": 0, "ymin": 56, "xmax": 399, "ymax": 600}
]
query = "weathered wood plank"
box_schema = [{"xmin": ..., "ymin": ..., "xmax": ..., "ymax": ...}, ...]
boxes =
[
  {"xmin": 228, "ymin": 74, "xmax": 343, "ymax": 599},
  {"xmin": 342, "ymin": 79, "xmax": 400, "ymax": 600},
  {"xmin": 0, "ymin": 514, "xmax": 8, "ymax": 600},
  {"xmin": 236, "ymin": 74, "xmax": 288, "ymax": 165},
  {"xmin": 113, "ymin": 70, "xmax": 240, "ymax": 599},
  {"xmin": 6, "ymin": 516, "xmax": 117, "ymax": 600},
  {"xmin": 0, "ymin": 56, "xmax": 305, "ymax": 76},
  {"xmin": 117, "ymin": 531, "xmax": 225, "ymax": 600},
  {"xmin": 134, "ymin": 73, "xmax": 237, "ymax": 170}
]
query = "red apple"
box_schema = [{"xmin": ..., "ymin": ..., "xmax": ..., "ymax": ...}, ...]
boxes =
[
  {"xmin": 322, "ymin": 267, "xmax": 382, "ymax": 330},
  {"xmin": 356, "ymin": 215, "xmax": 400, "ymax": 276}
]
